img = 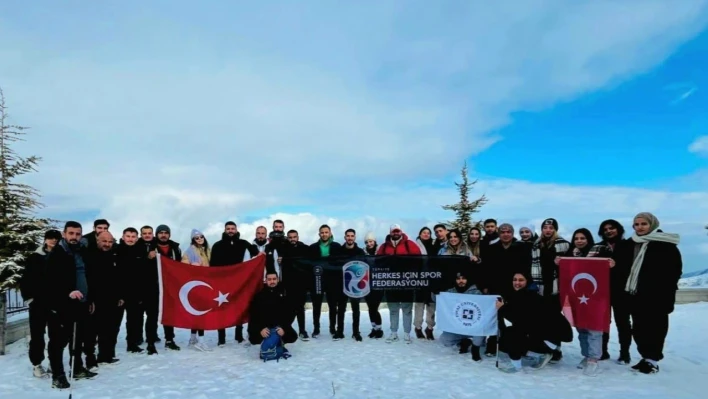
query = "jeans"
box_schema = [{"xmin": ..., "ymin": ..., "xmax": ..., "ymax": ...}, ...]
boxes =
[
  {"xmin": 388, "ymin": 302, "xmax": 413, "ymax": 333},
  {"xmin": 578, "ymin": 329, "xmax": 602, "ymax": 360},
  {"xmin": 439, "ymin": 332, "xmax": 484, "ymax": 347},
  {"xmin": 413, "ymin": 302, "xmax": 436, "ymax": 330}
]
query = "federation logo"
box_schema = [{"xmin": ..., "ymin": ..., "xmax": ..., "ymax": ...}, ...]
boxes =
[
  {"xmin": 313, "ymin": 265, "xmax": 324, "ymax": 276},
  {"xmin": 342, "ymin": 261, "xmax": 370, "ymax": 298},
  {"xmin": 454, "ymin": 301, "xmax": 482, "ymax": 328}
]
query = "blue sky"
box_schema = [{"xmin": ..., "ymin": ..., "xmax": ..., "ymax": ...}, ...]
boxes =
[{"xmin": 1, "ymin": 1, "xmax": 707, "ymax": 273}]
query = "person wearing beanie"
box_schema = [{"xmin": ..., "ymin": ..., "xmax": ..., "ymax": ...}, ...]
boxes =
[
  {"xmin": 377, "ymin": 224, "xmax": 422, "ymax": 343},
  {"xmin": 362, "ymin": 232, "xmax": 384, "ymax": 339},
  {"xmin": 20, "ymin": 229, "xmax": 62, "ymax": 378},
  {"xmin": 613, "ymin": 212, "xmax": 681, "ymax": 374},
  {"xmin": 181, "ymin": 229, "xmax": 212, "ymax": 351},
  {"xmin": 152, "ymin": 224, "xmax": 182, "ymax": 352},
  {"xmin": 519, "ymin": 226, "xmax": 538, "ymax": 244},
  {"xmin": 439, "ymin": 271, "xmax": 486, "ymax": 362}
]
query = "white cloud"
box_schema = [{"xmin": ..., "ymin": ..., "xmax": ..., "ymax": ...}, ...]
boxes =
[{"xmin": 689, "ymin": 136, "xmax": 708, "ymax": 155}]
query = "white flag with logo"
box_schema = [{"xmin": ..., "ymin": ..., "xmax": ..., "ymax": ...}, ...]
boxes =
[{"xmin": 435, "ymin": 292, "xmax": 498, "ymax": 336}]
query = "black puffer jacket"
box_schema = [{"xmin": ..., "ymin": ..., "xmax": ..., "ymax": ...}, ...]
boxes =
[
  {"xmin": 211, "ymin": 232, "xmax": 257, "ymax": 266},
  {"xmin": 500, "ymin": 286, "xmax": 573, "ymax": 343},
  {"xmin": 247, "ymin": 284, "xmax": 289, "ymax": 334}
]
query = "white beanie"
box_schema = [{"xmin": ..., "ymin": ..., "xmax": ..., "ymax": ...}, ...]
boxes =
[{"xmin": 364, "ymin": 232, "xmax": 376, "ymax": 242}]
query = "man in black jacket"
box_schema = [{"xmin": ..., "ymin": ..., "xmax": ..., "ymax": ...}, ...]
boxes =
[
  {"xmin": 117, "ymin": 227, "xmax": 148, "ymax": 353},
  {"xmin": 210, "ymin": 221, "xmax": 259, "ymax": 345},
  {"xmin": 340, "ymin": 229, "xmax": 366, "ymax": 341},
  {"xmin": 308, "ymin": 224, "xmax": 343, "ymax": 339},
  {"xmin": 84, "ymin": 231, "xmax": 124, "ymax": 366},
  {"xmin": 247, "ymin": 272, "xmax": 298, "ymax": 346},
  {"xmin": 136, "ymin": 225, "xmax": 163, "ymax": 353},
  {"xmin": 81, "ymin": 219, "xmax": 110, "ymax": 251},
  {"xmin": 45, "ymin": 221, "xmax": 97, "ymax": 390},
  {"xmin": 20, "ymin": 229, "xmax": 62, "ymax": 378},
  {"xmin": 153, "ymin": 224, "xmax": 182, "ymax": 351},
  {"xmin": 279, "ymin": 229, "xmax": 313, "ymax": 340}
]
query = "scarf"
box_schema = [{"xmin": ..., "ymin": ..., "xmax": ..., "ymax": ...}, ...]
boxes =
[{"xmin": 625, "ymin": 229, "xmax": 680, "ymax": 294}]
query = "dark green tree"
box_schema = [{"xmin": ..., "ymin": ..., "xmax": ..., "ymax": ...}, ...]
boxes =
[{"xmin": 441, "ymin": 161, "xmax": 488, "ymax": 234}]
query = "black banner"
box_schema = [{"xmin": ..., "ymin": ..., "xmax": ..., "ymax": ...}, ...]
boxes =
[{"xmin": 288, "ymin": 255, "xmax": 475, "ymax": 302}]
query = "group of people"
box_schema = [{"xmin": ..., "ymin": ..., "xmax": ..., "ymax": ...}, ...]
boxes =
[{"xmin": 18, "ymin": 212, "xmax": 682, "ymax": 389}]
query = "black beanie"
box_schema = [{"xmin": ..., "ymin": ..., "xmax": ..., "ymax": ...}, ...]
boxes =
[
  {"xmin": 44, "ymin": 229, "xmax": 62, "ymax": 240},
  {"xmin": 542, "ymin": 218, "xmax": 558, "ymax": 231}
]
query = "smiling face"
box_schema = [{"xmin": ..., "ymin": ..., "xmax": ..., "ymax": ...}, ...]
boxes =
[
  {"xmin": 573, "ymin": 232, "xmax": 588, "ymax": 249},
  {"xmin": 319, "ymin": 227, "xmax": 331, "ymax": 242},
  {"xmin": 512, "ymin": 273, "xmax": 528, "ymax": 291},
  {"xmin": 345, "ymin": 231, "xmax": 356, "ymax": 245},
  {"xmin": 519, "ymin": 228, "xmax": 532, "ymax": 240},
  {"xmin": 420, "ymin": 229, "xmax": 431, "ymax": 240},
  {"xmin": 448, "ymin": 232, "xmax": 461, "ymax": 246},
  {"xmin": 633, "ymin": 217, "xmax": 652, "ymax": 236},
  {"xmin": 468, "ymin": 229, "xmax": 480, "ymax": 243}
]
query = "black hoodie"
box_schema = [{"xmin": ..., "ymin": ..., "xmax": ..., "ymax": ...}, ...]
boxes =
[
  {"xmin": 116, "ymin": 239, "xmax": 148, "ymax": 303},
  {"xmin": 210, "ymin": 232, "xmax": 258, "ymax": 266},
  {"xmin": 247, "ymin": 283, "xmax": 289, "ymax": 334}
]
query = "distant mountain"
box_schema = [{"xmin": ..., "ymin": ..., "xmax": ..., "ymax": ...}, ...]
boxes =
[{"xmin": 679, "ymin": 268, "xmax": 708, "ymax": 288}]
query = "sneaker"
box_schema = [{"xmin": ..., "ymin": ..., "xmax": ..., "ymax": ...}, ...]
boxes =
[
  {"xmin": 531, "ymin": 353, "xmax": 553, "ymax": 370},
  {"xmin": 188, "ymin": 336, "xmax": 198, "ymax": 347},
  {"xmin": 600, "ymin": 351, "xmax": 611, "ymax": 361},
  {"xmin": 127, "ymin": 344, "xmax": 144, "ymax": 353},
  {"xmin": 97, "ymin": 357, "xmax": 120, "ymax": 365},
  {"xmin": 165, "ymin": 341, "xmax": 181, "ymax": 350},
  {"xmin": 459, "ymin": 338, "xmax": 471, "ymax": 354},
  {"xmin": 352, "ymin": 332, "xmax": 362, "ymax": 342},
  {"xmin": 403, "ymin": 333, "xmax": 412, "ymax": 344},
  {"xmin": 217, "ymin": 340, "xmax": 226, "ymax": 347},
  {"xmin": 425, "ymin": 328, "xmax": 434, "ymax": 340},
  {"xmin": 550, "ymin": 350, "xmax": 563, "ymax": 364},
  {"xmin": 72, "ymin": 367, "xmax": 97, "ymax": 379},
  {"xmin": 414, "ymin": 328, "xmax": 425, "ymax": 339},
  {"xmin": 618, "ymin": 352, "xmax": 631, "ymax": 365},
  {"xmin": 299, "ymin": 331, "xmax": 310, "ymax": 341},
  {"xmin": 85, "ymin": 356, "xmax": 99, "ymax": 372},
  {"xmin": 333, "ymin": 332, "xmax": 344, "ymax": 341},
  {"xmin": 194, "ymin": 341, "xmax": 212, "ymax": 352},
  {"xmin": 577, "ymin": 358, "xmax": 588, "ymax": 369},
  {"xmin": 52, "ymin": 374, "xmax": 70, "ymax": 389},
  {"xmin": 33, "ymin": 364, "xmax": 49, "ymax": 378},
  {"xmin": 471, "ymin": 345, "xmax": 482, "ymax": 362},
  {"xmin": 631, "ymin": 359, "xmax": 645, "ymax": 370},
  {"xmin": 583, "ymin": 361, "xmax": 599, "ymax": 377},
  {"xmin": 147, "ymin": 343, "xmax": 158, "ymax": 355},
  {"xmin": 312, "ymin": 327, "xmax": 320, "ymax": 339},
  {"xmin": 386, "ymin": 332, "xmax": 399, "ymax": 343},
  {"xmin": 498, "ymin": 363, "xmax": 521, "ymax": 374},
  {"xmin": 637, "ymin": 360, "xmax": 659, "ymax": 374}
]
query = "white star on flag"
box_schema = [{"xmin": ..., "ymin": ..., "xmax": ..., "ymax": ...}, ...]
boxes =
[
  {"xmin": 578, "ymin": 294, "xmax": 589, "ymax": 304},
  {"xmin": 214, "ymin": 291, "xmax": 229, "ymax": 306}
]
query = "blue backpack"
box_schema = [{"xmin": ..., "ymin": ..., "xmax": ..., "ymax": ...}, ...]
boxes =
[{"xmin": 259, "ymin": 328, "xmax": 291, "ymax": 362}]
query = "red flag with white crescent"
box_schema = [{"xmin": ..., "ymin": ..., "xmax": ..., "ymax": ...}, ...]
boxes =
[
  {"xmin": 158, "ymin": 254, "xmax": 265, "ymax": 330},
  {"xmin": 558, "ymin": 257, "xmax": 611, "ymax": 332}
]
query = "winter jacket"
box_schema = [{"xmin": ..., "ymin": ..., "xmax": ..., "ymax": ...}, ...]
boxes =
[
  {"xmin": 481, "ymin": 241, "xmax": 532, "ymax": 296},
  {"xmin": 116, "ymin": 240, "xmax": 148, "ymax": 304},
  {"xmin": 278, "ymin": 241, "xmax": 311, "ymax": 288},
  {"xmin": 308, "ymin": 239, "xmax": 344, "ymax": 295},
  {"xmin": 85, "ymin": 247, "xmax": 122, "ymax": 305},
  {"xmin": 437, "ymin": 242, "xmax": 473, "ymax": 257},
  {"xmin": 247, "ymin": 284, "xmax": 289, "ymax": 335},
  {"xmin": 590, "ymin": 239, "xmax": 630, "ymax": 298},
  {"xmin": 20, "ymin": 246, "xmax": 51, "ymax": 305},
  {"xmin": 340, "ymin": 243, "xmax": 366, "ymax": 256},
  {"xmin": 45, "ymin": 241, "xmax": 86, "ymax": 314},
  {"xmin": 613, "ymin": 235, "xmax": 682, "ymax": 314},
  {"xmin": 376, "ymin": 233, "xmax": 423, "ymax": 255},
  {"xmin": 499, "ymin": 287, "xmax": 573, "ymax": 344},
  {"xmin": 182, "ymin": 245, "xmax": 211, "ymax": 266},
  {"xmin": 211, "ymin": 232, "xmax": 257, "ymax": 266},
  {"xmin": 530, "ymin": 236, "xmax": 570, "ymax": 296},
  {"xmin": 417, "ymin": 237, "xmax": 434, "ymax": 255},
  {"xmin": 446, "ymin": 284, "xmax": 483, "ymax": 295}
]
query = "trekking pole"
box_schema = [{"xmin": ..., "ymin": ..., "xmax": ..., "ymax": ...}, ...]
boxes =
[
  {"xmin": 69, "ymin": 321, "xmax": 77, "ymax": 399},
  {"xmin": 495, "ymin": 328, "xmax": 500, "ymax": 368}
]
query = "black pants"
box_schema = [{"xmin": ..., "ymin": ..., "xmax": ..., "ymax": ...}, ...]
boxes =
[
  {"xmin": 125, "ymin": 301, "xmax": 145, "ymax": 346},
  {"xmin": 90, "ymin": 302, "xmax": 124, "ymax": 360},
  {"xmin": 631, "ymin": 306, "xmax": 669, "ymax": 362},
  {"xmin": 286, "ymin": 286, "xmax": 307, "ymax": 333},
  {"xmin": 311, "ymin": 292, "xmax": 324, "ymax": 329},
  {"xmin": 326, "ymin": 290, "xmax": 347, "ymax": 333},
  {"xmin": 191, "ymin": 329, "xmax": 204, "ymax": 336},
  {"xmin": 145, "ymin": 299, "xmax": 174, "ymax": 343},
  {"xmin": 47, "ymin": 304, "xmax": 89, "ymax": 376},
  {"xmin": 499, "ymin": 326, "xmax": 556, "ymax": 361},
  {"xmin": 248, "ymin": 326, "xmax": 298, "ymax": 345},
  {"xmin": 217, "ymin": 326, "xmax": 243, "ymax": 342},
  {"xmin": 612, "ymin": 296, "xmax": 633, "ymax": 354},
  {"xmin": 28, "ymin": 303, "xmax": 48, "ymax": 366},
  {"xmin": 365, "ymin": 291, "xmax": 383, "ymax": 327},
  {"xmin": 349, "ymin": 297, "xmax": 360, "ymax": 334}
]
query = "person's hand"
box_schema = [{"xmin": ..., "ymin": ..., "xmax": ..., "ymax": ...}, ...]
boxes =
[
  {"xmin": 495, "ymin": 298, "xmax": 504, "ymax": 309},
  {"xmin": 572, "ymin": 248, "xmax": 581, "ymax": 256},
  {"xmin": 554, "ymin": 256, "xmax": 561, "ymax": 265},
  {"xmin": 277, "ymin": 257, "xmax": 283, "ymax": 264},
  {"xmin": 482, "ymin": 288, "xmax": 489, "ymax": 294},
  {"xmin": 89, "ymin": 303, "xmax": 95, "ymax": 314},
  {"xmin": 118, "ymin": 299, "xmax": 125, "ymax": 307},
  {"xmin": 471, "ymin": 255, "xmax": 479, "ymax": 263},
  {"xmin": 609, "ymin": 258, "xmax": 616, "ymax": 268},
  {"xmin": 69, "ymin": 290, "xmax": 83, "ymax": 300},
  {"xmin": 276, "ymin": 327, "xmax": 284, "ymax": 337},
  {"xmin": 148, "ymin": 250, "xmax": 156, "ymax": 259},
  {"xmin": 260, "ymin": 328, "xmax": 270, "ymax": 338}
]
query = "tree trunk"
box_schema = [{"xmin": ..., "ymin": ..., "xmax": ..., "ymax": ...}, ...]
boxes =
[{"xmin": 0, "ymin": 293, "xmax": 7, "ymax": 355}]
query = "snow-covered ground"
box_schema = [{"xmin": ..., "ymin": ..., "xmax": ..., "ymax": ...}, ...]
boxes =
[
  {"xmin": 679, "ymin": 274, "xmax": 708, "ymax": 288},
  {"xmin": 1, "ymin": 304, "xmax": 707, "ymax": 399}
]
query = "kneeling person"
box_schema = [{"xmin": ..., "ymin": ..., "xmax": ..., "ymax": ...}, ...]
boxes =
[
  {"xmin": 439, "ymin": 271, "xmax": 487, "ymax": 362},
  {"xmin": 247, "ymin": 272, "xmax": 298, "ymax": 347}
]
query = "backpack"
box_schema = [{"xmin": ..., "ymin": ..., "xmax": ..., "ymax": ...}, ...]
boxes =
[{"xmin": 259, "ymin": 328, "xmax": 291, "ymax": 362}]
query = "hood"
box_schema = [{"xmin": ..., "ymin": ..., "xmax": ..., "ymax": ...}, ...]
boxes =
[{"xmin": 34, "ymin": 246, "xmax": 47, "ymax": 255}]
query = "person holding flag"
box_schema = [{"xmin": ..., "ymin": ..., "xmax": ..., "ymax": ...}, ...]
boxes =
[{"xmin": 181, "ymin": 229, "xmax": 212, "ymax": 351}]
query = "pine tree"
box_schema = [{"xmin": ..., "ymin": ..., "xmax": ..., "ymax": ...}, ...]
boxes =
[
  {"xmin": 0, "ymin": 87, "xmax": 53, "ymax": 355},
  {"xmin": 441, "ymin": 161, "xmax": 488, "ymax": 234}
]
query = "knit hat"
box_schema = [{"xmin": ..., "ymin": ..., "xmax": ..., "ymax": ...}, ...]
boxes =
[
  {"xmin": 541, "ymin": 218, "xmax": 558, "ymax": 231},
  {"xmin": 364, "ymin": 232, "xmax": 376, "ymax": 242},
  {"xmin": 634, "ymin": 212, "xmax": 659, "ymax": 231},
  {"xmin": 191, "ymin": 229, "xmax": 203, "ymax": 238},
  {"xmin": 44, "ymin": 229, "xmax": 62, "ymax": 240},
  {"xmin": 455, "ymin": 271, "xmax": 469, "ymax": 279},
  {"xmin": 519, "ymin": 226, "xmax": 533, "ymax": 233},
  {"xmin": 390, "ymin": 224, "xmax": 402, "ymax": 232},
  {"xmin": 156, "ymin": 224, "xmax": 170, "ymax": 234}
]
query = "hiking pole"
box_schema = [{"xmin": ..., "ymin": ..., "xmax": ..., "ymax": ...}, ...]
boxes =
[
  {"xmin": 495, "ymin": 328, "xmax": 500, "ymax": 368},
  {"xmin": 69, "ymin": 321, "xmax": 77, "ymax": 399}
]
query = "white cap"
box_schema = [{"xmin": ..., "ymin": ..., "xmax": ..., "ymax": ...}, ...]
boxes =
[{"xmin": 390, "ymin": 224, "xmax": 402, "ymax": 232}]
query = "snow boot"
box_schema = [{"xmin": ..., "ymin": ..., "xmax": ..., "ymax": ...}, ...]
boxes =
[
  {"xmin": 425, "ymin": 328, "xmax": 434, "ymax": 340},
  {"xmin": 33, "ymin": 364, "xmax": 49, "ymax": 378},
  {"xmin": 459, "ymin": 338, "xmax": 472, "ymax": 354},
  {"xmin": 471, "ymin": 345, "xmax": 482, "ymax": 362},
  {"xmin": 52, "ymin": 374, "xmax": 70, "ymax": 389},
  {"xmin": 414, "ymin": 328, "xmax": 425, "ymax": 339}
]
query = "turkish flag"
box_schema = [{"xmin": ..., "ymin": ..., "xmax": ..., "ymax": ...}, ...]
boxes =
[
  {"xmin": 558, "ymin": 257, "xmax": 611, "ymax": 332},
  {"xmin": 158, "ymin": 254, "xmax": 265, "ymax": 330}
]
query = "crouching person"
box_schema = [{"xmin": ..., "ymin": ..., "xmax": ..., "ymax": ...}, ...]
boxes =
[
  {"xmin": 496, "ymin": 271, "xmax": 572, "ymax": 373},
  {"xmin": 247, "ymin": 272, "xmax": 298, "ymax": 357},
  {"xmin": 439, "ymin": 271, "xmax": 487, "ymax": 362}
]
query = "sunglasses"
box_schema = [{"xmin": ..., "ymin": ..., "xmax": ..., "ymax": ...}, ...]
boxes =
[{"xmin": 194, "ymin": 235, "xmax": 204, "ymax": 239}]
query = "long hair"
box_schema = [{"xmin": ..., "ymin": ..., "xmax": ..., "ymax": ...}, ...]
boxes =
[
  {"xmin": 569, "ymin": 228, "xmax": 595, "ymax": 256},
  {"xmin": 466, "ymin": 227, "xmax": 482, "ymax": 257},
  {"xmin": 191, "ymin": 236, "xmax": 210, "ymax": 252}
]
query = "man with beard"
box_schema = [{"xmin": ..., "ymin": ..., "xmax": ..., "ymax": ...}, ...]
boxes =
[
  {"xmin": 309, "ymin": 224, "xmax": 343, "ymax": 338},
  {"xmin": 46, "ymin": 221, "xmax": 96, "ymax": 389},
  {"xmin": 247, "ymin": 271, "xmax": 298, "ymax": 349},
  {"xmin": 279, "ymin": 229, "xmax": 312, "ymax": 340},
  {"xmin": 210, "ymin": 221, "xmax": 260, "ymax": 345},
  {"xmin": 439, "ymin": 271, "xmax": 486, "ymax": 362},
  {"xmin": 265, "ymin": 219, "xmax": 287, "ymax": 279},
  {"xmin": 81, "ymin": 219, "xmax": 110, "ymax": 251},
  {"xmin": 432, "ymin": 224, "xmax": 448, "ymax": 255},
  {"xmin": 136, "ymin": 225, "xmax": 162, "ymax": 350},
  {"xmin": 252, "ymin": 226, "xmax": 268, "ymax": 253},
  {"xmin": 340, "ymin": 229, "xmax": 366, "ymax": 341},
  {"xmin": 117, "ymin": 227, "xmax": 148, "ymax": 353},
  {"xmin": 481, "ymin": 219, "xmax": 499, "ymax": 249},
  {"xmin": 152, "ymin": 224, "xmax": 182, "ymax": 351},
  {"xmin": 20, "ymin": 229, "xmax": 62, "ymax": 378},
  {"xmin": 84, "ymin": 231, "xmax": 124, "ymax": 366}
]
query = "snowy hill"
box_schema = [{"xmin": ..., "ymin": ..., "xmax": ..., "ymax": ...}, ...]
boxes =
[
  {"xmin": 679, "ymin": 268, "xmax": 708, "ymax": 288},
  {"xmin": 2, "ymin": 305, "xmax": 708, "ymax": 399}
]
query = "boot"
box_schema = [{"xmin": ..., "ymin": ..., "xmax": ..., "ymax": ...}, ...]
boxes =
[
  {"xmin": 73, "ymin": 366, "xmax": 98, "ymax": 379},
  {"xmin": 235, "ymin": 326, "xmax": 244, "ymax": 343},
  {"xmin": 425, "ymin": 328, "xmax": 434, "ymax": 340},
  {"xmin": 147, "ymin": 343, "xmax": 158, "ymax": 355},
  {"xmin": 352, "ymin": 332, "xmax": 362, "ymax": 342},
  {"xmin": 459, "ymin": 338, "xmax": 471, "ymax": 354},
  {"xmin": 165, "ymin": 340, "xmax": 181, "ymax": 351},
  {"xmin": 414, "ymin": 328, "xmax": 425, "ymax": 339},
  {"xmin": 471, "ymin": 345, "xmax": 482, "ymax": 362},
  {"xmin": 601, "ymin": 332, "xmax": 610, "ymax": 360},
  {"xmin": 127, "ymin": 344, "xmax": 144, "ymax": 353},
  {"xmin": 52, "ymin": 374, "xmax": 70, "ymax": 389}
]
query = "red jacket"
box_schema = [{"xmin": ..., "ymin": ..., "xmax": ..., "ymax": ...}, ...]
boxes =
[{"xmin": 376, "ymin": 234, "xmax": 423, "ymax": 255}]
